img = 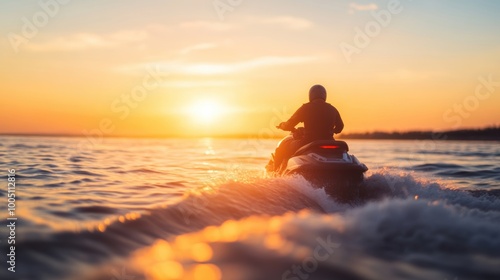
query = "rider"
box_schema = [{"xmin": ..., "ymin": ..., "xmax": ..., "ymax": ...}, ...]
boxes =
[{"xmin": 272, "ymin": 84, "xmax": 344, "ymax": 170}]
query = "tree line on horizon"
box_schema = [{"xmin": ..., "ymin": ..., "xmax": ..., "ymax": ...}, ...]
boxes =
[{"xmin": 340, "ymin": 126, "xmax": 500, "ymax": 141}]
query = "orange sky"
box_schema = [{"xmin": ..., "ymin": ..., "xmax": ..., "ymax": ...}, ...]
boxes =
[{"xmin": 1, "ymin": 0, "xmax": 499, "ymax": 137}]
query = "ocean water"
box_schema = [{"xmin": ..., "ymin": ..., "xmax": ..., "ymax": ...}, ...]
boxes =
[{"xmin": 0, "ymin": 136, "xmax": 499, "ymax": 280}]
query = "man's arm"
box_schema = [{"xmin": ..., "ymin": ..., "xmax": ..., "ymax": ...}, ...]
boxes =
[
  {"xmin": 278, "ymin": 105, "xmax": 304, "ymax": 131},
  {"xmin": 333, "ymin": 109, "xmax": 344, "ymax": 134}
]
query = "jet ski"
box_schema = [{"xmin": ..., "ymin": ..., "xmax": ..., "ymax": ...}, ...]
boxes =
[{"xmin": 266, "ymin": 127, "xmax": 368, "ymax": 199}]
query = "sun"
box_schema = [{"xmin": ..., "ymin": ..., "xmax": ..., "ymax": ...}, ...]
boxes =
[{"xmin": 189, "ymin": 100, "xmax": 224, "ymax": 124}]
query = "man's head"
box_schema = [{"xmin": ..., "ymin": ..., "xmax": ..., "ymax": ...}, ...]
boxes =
[{"xmin": 309, "ymin": 84, "xmax": 327, "ymax": 102}]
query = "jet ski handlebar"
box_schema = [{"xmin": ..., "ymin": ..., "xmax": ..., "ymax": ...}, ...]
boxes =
[
  {"xmin": 276, "ymin": 125, "xmax": 296, "ymax": 132},
  {"xmin": 277, "ymin": 125, "xmax": 304, "ymax": 140},
  {"xmin": 276, "ymin": 122, "xmax": 299, "ymax": 132}
]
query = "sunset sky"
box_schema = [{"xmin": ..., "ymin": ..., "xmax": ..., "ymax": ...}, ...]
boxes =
[{"xmin": 1, "ymin": 0, "xmax": 499, "ymax": 137}]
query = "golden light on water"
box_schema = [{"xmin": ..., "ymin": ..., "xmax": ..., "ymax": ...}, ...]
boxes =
[
  {"xmin": 146, "ymin": 261, "xmax": 184, "ymax": 280},
  {"xmin": 202, "ymin": 226, "xmax": 221, "ymax": 243},
  {"xmin": 132, "ymin": 240, "xmax": 173, "ymax": 269},
  {"xmin": 152, "ymin": 240, "xmax": 174, "ymax": 262},
  {"xmin": 93, "ymin": 212, "xmax": 142, "ymax": 233},
  {"xmin": 191, "ymin": 243, "xmax": 213, "ymax": 262},
  {"xmin": 298, "ymin": 211, "xmax": 310, "ymax": 219},
  {"xmin": 220, "ymin": 220, "xmax": 239, "ymax": 242},
  {"xmin": 192, "ymin": 264, "xmax": 222, "ymax": 280},
  {"xmin": 127, "ymin": 211, "xmax": 348, "ymax": 279},
  {"xmin": 268, "ymin": 216, "xmax": 283, "ymax": 232},
  {"xmin": 264, "ymin": 233, "xmax": 285, "ymax": 250},
  {"xmin": 131, "ymin": 237, "xmax": 220, "ymax": 280},
  {"xmin": 174, "ymin": 235, "xmax": 192, "ymax": 251},
  {"xmin": 97, "ymin": 224, "xmax": 106, "ymax": 232}
]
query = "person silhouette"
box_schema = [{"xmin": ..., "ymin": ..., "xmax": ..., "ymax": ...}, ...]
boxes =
[{"xmin": 271, "ymin": 84, "xmax": 344, "ymax": 171}]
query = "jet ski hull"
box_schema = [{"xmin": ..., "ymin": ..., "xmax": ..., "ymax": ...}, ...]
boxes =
[
  {"xmin": 267, "ymin": 138, "xmax": 368, "ymax": 201},
  {"xmin": 283, "ymin": 154, "xmax": 367, "ymax": 200}
]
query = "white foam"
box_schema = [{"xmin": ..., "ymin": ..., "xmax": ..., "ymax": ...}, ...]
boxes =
[{"xmin": 364, "ymin": 170, "xmax": 500, "ymax": 212}]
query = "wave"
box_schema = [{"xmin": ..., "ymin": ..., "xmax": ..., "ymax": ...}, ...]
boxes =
[
  {"xmin": 127, "ymin": 168, "xmax": 166, "ymax": 174},
  {"xmin": 3, "ymin": 171, "xmax": 500, "ymax": 280},
  {"xmin": 8, "ymin": 143, "xmax": 54, "ymax": 149},
  {"xmin": 88, "ymin": 200, "xmax": 500, "ymax": 280},
  {"xmin": 411, "ymin": 163, "xmax": 500, "ymax": 186}
]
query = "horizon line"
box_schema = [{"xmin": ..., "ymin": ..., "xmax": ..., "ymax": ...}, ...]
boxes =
[{"xmin": 0, "ymin": 126, "xmax": 498, "ymax": 140}]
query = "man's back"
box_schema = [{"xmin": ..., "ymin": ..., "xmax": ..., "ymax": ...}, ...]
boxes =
[
  {"xmin": 284, "ymin": 99, "xmax": 344, "ymax": 141},
  {"xmin": 301, "ymin": 100, "xmax": 343, "ymax": 140}
]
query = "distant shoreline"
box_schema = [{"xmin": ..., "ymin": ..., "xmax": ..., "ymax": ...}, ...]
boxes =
[
  {"xmin": 0, "ymin": 127, "xmax": 499, "ymax": 141},
  {"xmin": 340, "ymin": 127, "xmax": 500, "ymax": 141}
]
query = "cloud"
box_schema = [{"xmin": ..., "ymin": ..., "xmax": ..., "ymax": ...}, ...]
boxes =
[
  {"xmin": 258, "ymin": 16, "xmax": 314, "ymax": 30},
  {"xmin": 179, "ymin": 43, "xmax": 218, "ymax": 55},
  {"xmin": 181, "ymin": 56, "xmax": 319, "ymax": 75},
  {"xmin": 349, "ymin": 3, "xmax": 378, "ymax": 14},
  {"xmin": 179, "ymin": 20, "xmax": 234, "ymax": 32},
  {"xmin": 24, "ymin": 29, "xmax": 148, "ymax": 52},
  {"xmin": 134, "ymin": 56, "xmax": 320, "ymax": 76},
  {"xmin": 179, "ymin": 17, "xmax": 312, "ymax": 33}
]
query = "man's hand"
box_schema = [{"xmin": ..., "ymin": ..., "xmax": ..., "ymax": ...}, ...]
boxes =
[
  {"xmin": 277, "ymin": 122, "xmax": 294, "ymax": 131},
  {"xmin": 277, "ymin": 122, "xmax": 286, "ymax": 130}
]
